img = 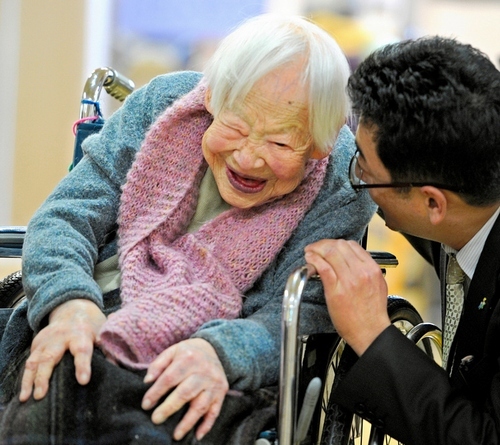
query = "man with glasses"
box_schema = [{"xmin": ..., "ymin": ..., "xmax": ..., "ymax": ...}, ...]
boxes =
[{"xmin": 305, "ymin": 36, "xmax": 500, "ymax": 444}]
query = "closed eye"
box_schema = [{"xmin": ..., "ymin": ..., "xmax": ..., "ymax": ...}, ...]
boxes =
[
  {"xmin": 270, "ymin": 139, "xmax": 294, "ymax": 150},
  {"xmin": 222, "ymin": 124, "xmax": 246, "ymax": 138}
]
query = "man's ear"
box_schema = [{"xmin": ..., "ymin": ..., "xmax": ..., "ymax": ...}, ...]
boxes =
[
  {"xmin": 420, "ymin": 186, "xmax": 448, "ymax": 225},
  {"xmin": 204, "ymin": 88, "xmax": 213, "ymax": 114}
]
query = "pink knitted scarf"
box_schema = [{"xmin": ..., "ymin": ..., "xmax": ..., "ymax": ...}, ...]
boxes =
[{"xmin": 98, "ymin": 80, "xmax": 328, "ymax": 369}]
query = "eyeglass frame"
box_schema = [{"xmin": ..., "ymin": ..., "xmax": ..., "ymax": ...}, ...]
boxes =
[{"xmin": 349, "ymin": 149, "xmax": 465, "ymax": 193}]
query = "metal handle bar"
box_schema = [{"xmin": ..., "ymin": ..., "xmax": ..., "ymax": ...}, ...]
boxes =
[
  {"xmin": 278, "ymin": 252, "xmax": 400, "ymax": 445},
  {"xmin": 279, "ymin": 263, "xmax": 318, "ymax": 445},
  {"xmin": 406, "ymin": 322, "xmax": 442, "ymax": 357},
  {"xmin": 80, "ymin": 67, "xmax": 135, "ymax": 118}
]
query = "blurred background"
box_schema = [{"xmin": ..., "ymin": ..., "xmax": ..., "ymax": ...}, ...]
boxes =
[{"xmin": 1, "ymin": 0, "xmax": 499, "ymax": 325}]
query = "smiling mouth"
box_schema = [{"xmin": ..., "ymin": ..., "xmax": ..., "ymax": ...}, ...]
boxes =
[{"xmin": 226, "ymin": 166, "xmax": 267, "ymax": 194}]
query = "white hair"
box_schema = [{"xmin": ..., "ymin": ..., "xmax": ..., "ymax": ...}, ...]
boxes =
[{"xmin": 203, "ymin": 13, "xmax": 351, "ymax": 155}]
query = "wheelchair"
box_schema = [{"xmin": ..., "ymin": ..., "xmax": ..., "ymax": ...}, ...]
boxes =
[{"xmin": 0, "ymin": 68, "xmax": 442, "ymax": 445}]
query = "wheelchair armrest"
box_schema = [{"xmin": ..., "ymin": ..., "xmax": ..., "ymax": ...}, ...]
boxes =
[
  {"xmin": 0, "ymin": 226, "xmax": 26, "ymax": 258},
  {"xmin": 369, "ymin": 250, "xmax": 398, "ymax": 268}
]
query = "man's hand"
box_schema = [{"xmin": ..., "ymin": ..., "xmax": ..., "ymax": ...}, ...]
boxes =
[
  {"xmin": 19, "ymin": 298, "xmax": 106, "ymax": 402},
  {"xmin": 305, "ymin": 239, "xmax": 391, "ymax": 356},
  {"xmin": 141, "ymin": 338, "xmax": 229, "ymax": 441}
]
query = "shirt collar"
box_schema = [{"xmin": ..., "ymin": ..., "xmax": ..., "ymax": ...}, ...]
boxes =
[{"xmin": 443, "ymin": 206, "xmax": 500, "ymax": 280}]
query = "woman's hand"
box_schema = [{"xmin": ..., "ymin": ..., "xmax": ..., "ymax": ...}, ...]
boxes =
[
  {"xmin": 19, "ymin": 298, "xmax": 106, "ymax": 402},
  {"xmin": 141, "ymin": 338, "xmax": 229, "ymax": 441},
  {"xmin": 304, "ymin": 239, "xmax": 391, "ymax": 356}
]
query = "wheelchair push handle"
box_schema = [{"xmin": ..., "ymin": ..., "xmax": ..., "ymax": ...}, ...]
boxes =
[
  {"xmin": 80, "ymin": 67, "xmax": 135, "ymax": 118},
  {"xmin": 103, "ymin": 68, "xmax": 135, "ymax": 102}
]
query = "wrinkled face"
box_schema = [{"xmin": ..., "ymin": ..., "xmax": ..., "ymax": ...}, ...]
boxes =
[{"xmin": 202, "ymin": 63, "xmax": 325, "ymax": 209}]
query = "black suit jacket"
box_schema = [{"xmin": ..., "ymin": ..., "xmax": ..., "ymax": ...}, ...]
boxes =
[{"xmin": 332, "ymin": 215, "xmax": 500, "ymax": 444}]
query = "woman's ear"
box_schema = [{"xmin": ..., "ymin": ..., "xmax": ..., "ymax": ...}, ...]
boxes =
[
  {"xmin": 204, "ymin": 88, "xmax": 213, "ymax": 114},
  {"xmin": 309, "ymin": 145, "xmax": 330, "ymax": 160}
]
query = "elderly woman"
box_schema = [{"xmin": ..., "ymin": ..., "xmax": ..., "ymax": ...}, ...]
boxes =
[{"xmin": 0, "ymin": 13, "xmax": 375, "ymax": 444}]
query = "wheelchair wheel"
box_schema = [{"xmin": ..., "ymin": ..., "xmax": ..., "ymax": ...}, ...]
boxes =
[
  {"xmin": 0, "ymin": 270, "xmax": 26, "ymax": 308},
  {"xmin": 318, "ymin": 295, "xmax": 428, "ymax": 445}
]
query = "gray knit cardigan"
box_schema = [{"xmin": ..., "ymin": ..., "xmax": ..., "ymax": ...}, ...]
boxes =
[{"xmin": 21, "ymin": 71, "xmax": 377, "ymax": 391}]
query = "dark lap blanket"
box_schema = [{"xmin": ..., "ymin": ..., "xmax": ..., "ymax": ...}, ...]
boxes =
[{"xmin": 0, "ymin": 350, "xmax": 277, "ymax": 444}]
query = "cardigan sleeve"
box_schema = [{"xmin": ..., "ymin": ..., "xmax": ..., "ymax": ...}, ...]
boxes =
[
  {"xmin": 192, "ymin": 126, "xmax": 378, "ymax": 390},
  {"xmin": 23, "ymin": 71, "xmax": 203, "ymax": 331}
]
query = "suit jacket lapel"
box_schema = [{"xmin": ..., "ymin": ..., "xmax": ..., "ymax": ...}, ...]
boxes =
[{"xmin": 452, "ymin": 213, "xmax": 500, "ymax": 373}]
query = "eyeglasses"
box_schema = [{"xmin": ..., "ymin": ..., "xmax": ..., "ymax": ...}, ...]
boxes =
[{"xmin": 349, "ymin": 150, "xmax": 464, "ymax": 193}]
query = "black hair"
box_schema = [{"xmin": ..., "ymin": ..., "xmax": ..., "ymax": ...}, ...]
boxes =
[{"xmin": 348, "ymin": 36, "xmax": 500, "ymax": 206}]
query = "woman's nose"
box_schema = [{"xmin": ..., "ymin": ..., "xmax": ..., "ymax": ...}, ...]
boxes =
[{"xmin": 233, "ymin": 141, "xmax": 265, "ymax": 170}]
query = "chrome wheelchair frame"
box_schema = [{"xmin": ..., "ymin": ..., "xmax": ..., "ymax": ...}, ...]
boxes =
[
  {"xmin": 279, "ymin": 256, "xmax": 442, "ymax": 445},
  {"xmin": 0, "ymin": 68, "xmax": 442, "ymax": 445}
]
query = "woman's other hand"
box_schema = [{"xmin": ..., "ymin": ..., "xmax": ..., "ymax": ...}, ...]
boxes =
[
  {"xmin": 19, "ymin": 298, "xmax": 106, "ymax": 402},
  {"xmin": 141, "ymin": 338, "xmax": 229, "ymax": 441}
]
